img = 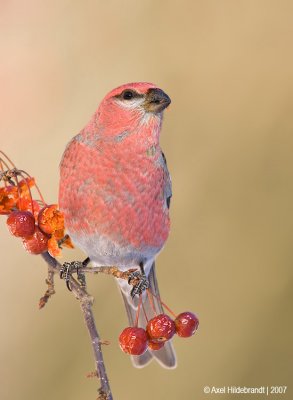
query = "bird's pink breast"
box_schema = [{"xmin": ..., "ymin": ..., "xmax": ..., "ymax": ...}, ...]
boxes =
[{"xmin": 59, "ymin": 137, "xmax": 170, "ymax": 253}]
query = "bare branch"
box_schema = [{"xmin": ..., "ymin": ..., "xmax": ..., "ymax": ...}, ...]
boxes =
[
  {"xmin": 41, "ymin": 252, "xmax": 113, "ymax": 400},
  {"xmin": 39, "ymin": 267, "xmax": 55, "ymax": 309}
]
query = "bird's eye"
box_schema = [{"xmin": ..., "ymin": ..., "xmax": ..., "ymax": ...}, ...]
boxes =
[{"xmin": 122, "ymin": 90, "xmax": 135, "ymax": 100}]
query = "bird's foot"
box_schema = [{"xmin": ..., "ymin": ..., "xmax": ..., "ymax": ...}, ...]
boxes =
[
  {"xmin": 128, "ymin": 270, "xmax": 149, "ymax": 298},
  {"xmin": 60, "ymin": 257, "xmax": 90, "ymax": 290}
]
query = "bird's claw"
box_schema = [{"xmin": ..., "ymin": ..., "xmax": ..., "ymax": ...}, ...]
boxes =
[
  {"xmin": 128, "ymin": 271, "xmax": 149, "ymax": 298},
  {"xmin": 60, "ymin": 260, "xmax": 87, "ymax": 290}
]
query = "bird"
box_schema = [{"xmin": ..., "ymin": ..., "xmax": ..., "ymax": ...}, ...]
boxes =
[{"xmin": 59, "ymin": 82, "xmax": 176, "ymax": 368}]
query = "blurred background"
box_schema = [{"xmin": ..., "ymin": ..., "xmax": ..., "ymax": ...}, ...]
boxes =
[{"xmin": 0, "ymin": 1, "xmax": 292, "ymax": 399}]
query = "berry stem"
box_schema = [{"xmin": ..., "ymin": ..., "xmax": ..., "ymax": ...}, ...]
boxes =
[
  {"xmin": 19, "ymin": 174, "xmax": 35, "ymax": 216},
  {"xmin": 13, "ymin": 173, "xmax": 22, "ymax": 208},
  {"xmin": 141, "ymin": 302, "xmax": 149, "ymax": 323},
  {"xmin": 0, "ymin": 151, "xmax": 17, "ymax": 169},
  {"xmin": 146, "ymin": 289, "xmax": 157, "ymax": 316},
  {"xmin": 19, "ymin": 170, "xmax": 47, "ymax": 206},
  {"xmin": 150, "ymin": 291, "xmax": 177, "ymax": 319},
  {"xmin": 0, "ymin": 159, "xmax": 7, "ymax": 187},
  {"xmin": 134, "ymin": 294, "xmax": 142, "ymax": 328}
]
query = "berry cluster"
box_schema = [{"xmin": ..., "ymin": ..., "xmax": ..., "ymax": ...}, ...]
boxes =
[
  {"xmin": 119, "ymin": 291, "xmax": 199, "ymax": 356},
  {"xmin": 0, "ymin": 151, "xmax": 73, "ymax": 257}
]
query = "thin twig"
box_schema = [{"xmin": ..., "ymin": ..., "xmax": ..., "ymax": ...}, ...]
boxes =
[
  {"xmin": 41, "ymin": 252, "xmax": 113, "ymax": 400},
  {"xmin": 39, "ymin": 267, "xmax": 55, "ymax": 309},
  {"xmin": 82, "ymin": 265, "xmax": 141, "ymax": 285}
]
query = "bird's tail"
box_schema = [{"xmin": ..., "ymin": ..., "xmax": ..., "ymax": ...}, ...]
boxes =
[{"xmin": 119, "ymin": 261, "xmax": 177, "ymax": 369}]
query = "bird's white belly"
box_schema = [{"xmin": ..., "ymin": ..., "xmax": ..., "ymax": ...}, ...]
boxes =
[{"xmin": 69, "ymin": 231, "xmax": 162, "ymax": 269}]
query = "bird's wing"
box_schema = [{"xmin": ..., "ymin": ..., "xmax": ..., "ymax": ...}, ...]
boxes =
[{"xmin": 161, "ymin": 151, "xmax": 172, "ymax": 209}]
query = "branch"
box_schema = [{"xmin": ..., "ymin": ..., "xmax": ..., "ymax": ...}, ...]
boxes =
[
  {"xmin": 82, "ymin": 266, "xmax": 135, "ymax": 277},
  {"xmin": 41, "ymin": 252, "xmax": 113, "ymax": 400},
  {"xmin": 39, "ymin": 267, "xmax": 55, "ymax": 309}
]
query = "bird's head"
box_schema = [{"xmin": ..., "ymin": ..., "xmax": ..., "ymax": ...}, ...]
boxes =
[{"xmin": 94, "ymin": 82, "xmax": 171, "ymax": 137}]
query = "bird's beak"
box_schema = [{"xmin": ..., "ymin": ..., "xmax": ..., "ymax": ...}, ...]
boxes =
[{"xmin": 143, "ymin": 88, "xmax": 171, "ymax": 113}]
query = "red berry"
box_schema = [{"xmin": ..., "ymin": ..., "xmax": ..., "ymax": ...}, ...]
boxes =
[
  {"xmin": 175, "ymin": 312, "xmax": 199, "ymax": 338},
  {"xmin": 119, "ymin": 327, "xmax": 148, "ymax": 355},
  {"xmin": 22, "ymin": 226, "xmax": 49, "ymax": 254},
  {"xmin": 148, "ymin": 340, "xmax": 165, "ymax": 351},
  {"xmin": 146, "ymin": 314, "xmax": 176, "ymax": 342},
  {"xmin": 7, "ymin": 211, "xmax": 35, "ymax": 238}
]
